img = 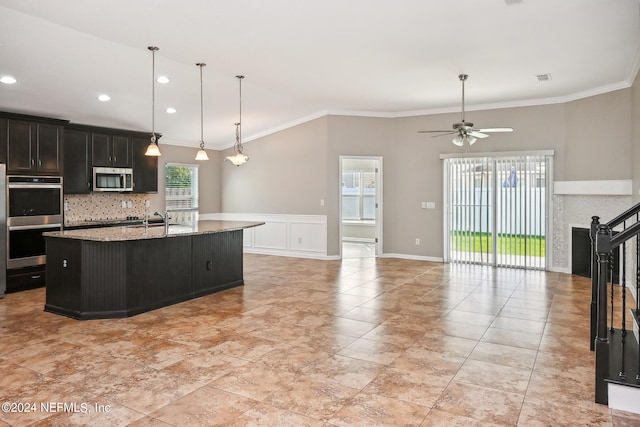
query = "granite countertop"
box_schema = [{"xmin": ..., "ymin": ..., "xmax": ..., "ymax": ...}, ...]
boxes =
[
  {"xmin": 44, "ymin": 220, "xmax": 264, "ymax": 241},
  {"xmin": 64, "ymin": 218, "xmax": 157, "ymax": 228}
]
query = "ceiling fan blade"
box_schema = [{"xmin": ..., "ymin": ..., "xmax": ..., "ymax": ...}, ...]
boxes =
[
  {"xmin": 468, "ymin": 131, "xmax": 489, "ymax": 139},
  {"xmin": 476, "ymin": 127, "xmax": 514, "ymax": 133}
]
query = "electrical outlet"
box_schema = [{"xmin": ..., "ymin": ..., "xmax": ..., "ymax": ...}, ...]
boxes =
[
  {"xmin": 127, "ymin": 201, "xmax": 132, "ymax": 209},
  {"xmin": 421, "ymin": 202, "xmax": 426, "ymax": 209},
  {"xmin": 415, "ymin": 238, "xmax": 420, "ymax": 245},
  {"xmin": 320, "ymin": 199, "xmax": 325, "ymax": 207}
]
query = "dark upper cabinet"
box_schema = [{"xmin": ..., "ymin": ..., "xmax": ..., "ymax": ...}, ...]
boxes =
[
  {"xmin": 91, "ymin": 132, "xmax": 131, "ymax": 167},
  {"xmin": 63, "ymin": 127, "xmax": 91, "ymax": 194},
  {"xmin": 3, "ymin": 115, "xmax": 65, "ymax": 175},
  {"xmin": 131, "ymin": 136, "xmax": 158, "ymax": 193}
]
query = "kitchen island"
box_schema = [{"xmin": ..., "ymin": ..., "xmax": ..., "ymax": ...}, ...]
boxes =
[{"xmin": 43, "ymin": 220, "xmax": 263, "ymax": 320}]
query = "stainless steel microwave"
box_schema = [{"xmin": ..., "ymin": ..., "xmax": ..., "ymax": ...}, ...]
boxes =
[{"xmin": 93, "ymin": 167, "xmax": 133, "ymax": 192}]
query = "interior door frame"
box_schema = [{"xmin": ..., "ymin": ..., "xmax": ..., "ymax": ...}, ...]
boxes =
[{"xmin": 339, "ymin": 155, "xmax": 383, "ymax": 258}]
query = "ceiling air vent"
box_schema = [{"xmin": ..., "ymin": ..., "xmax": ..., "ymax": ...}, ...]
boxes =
[{"xmin": 536, "ymin": 73, "xmax": 552, "ymax": 82}]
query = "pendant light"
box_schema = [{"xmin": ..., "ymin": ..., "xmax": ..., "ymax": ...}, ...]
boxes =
[
  {"xmin": 225, "ymin": 75, "xmax": 249, "ymax": 166},
  {"xmin": 194, "ymin": 63, "xmax": 210, "ymax": 161},
  {"xmin": 145, "ymin": 46, "xmax": 161, "ymax": 157}
]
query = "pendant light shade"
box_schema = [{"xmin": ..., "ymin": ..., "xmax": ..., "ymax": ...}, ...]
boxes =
[
  {"xmin": 225, "ymin": 75, "xmax": 249, "ymax": 166},
  {"xmin": 145, "ymin": 46, "xmax": 161, "ymax": 157},
  {"xmin": 452, "ymin": 134, "xmax": 476, "ymax": 147},
  {"xmin": 195, "ymin": 62, "xmax": 210, "ymax": 161}
]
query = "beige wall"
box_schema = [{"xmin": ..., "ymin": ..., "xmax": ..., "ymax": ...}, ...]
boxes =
[
  {"xmin": 221, "ymin": 116, "xmax": 329, "ymax": 215},
  {"xmin": 633, "ymin": 72, "xmax": 640, "ymax": 203},
  {"xmin": 564, "ymin": 89, "xmax": 632, "ymax": 181},
  {"xmin": 211, "ymin": 79, "xmax": 638, "ymax": 259}
]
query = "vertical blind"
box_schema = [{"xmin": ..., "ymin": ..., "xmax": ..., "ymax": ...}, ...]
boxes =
[
  {"xmin": 165, "ymin": 164, "xmax": 199, "ymax": 225},
  {"xmin": 445, "ymin": 154, "xmax": 550, "ymax": 270}
]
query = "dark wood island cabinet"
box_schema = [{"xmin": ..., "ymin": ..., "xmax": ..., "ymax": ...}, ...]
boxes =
[{"xmin": 43, "ymin": 220, "xmax": 263, "ymax": 320}]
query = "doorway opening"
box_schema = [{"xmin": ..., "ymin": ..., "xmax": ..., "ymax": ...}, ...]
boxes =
[
  {"xmin": 340, "ymin": 156, "xmax": 382, "ymax": 259},
  {"xmin": 442, "ymin": 152, "xmax": 553, "ymax": 269}
]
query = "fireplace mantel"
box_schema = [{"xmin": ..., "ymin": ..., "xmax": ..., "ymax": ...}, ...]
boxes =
[{"xmin": 554, "ymin": 180, "xmax": 632, "ymax": 196}]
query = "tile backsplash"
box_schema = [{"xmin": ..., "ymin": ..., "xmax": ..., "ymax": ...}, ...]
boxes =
[{"xmin": 64, "ymin": 193, "xmax": 152, "ymax": 224}]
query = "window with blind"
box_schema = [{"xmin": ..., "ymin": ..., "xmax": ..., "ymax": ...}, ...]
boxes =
[
  {"xmin": 165, "ymin": 163, "xmax": 199, "ymax": 225},
  {"xmin": 342, "ymin": 170, "xmax": 376, "ymax": 221}
]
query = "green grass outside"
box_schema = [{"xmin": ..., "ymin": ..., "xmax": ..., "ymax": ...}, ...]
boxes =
[{"xmin": 450, "ymin": 232, "xmax": 546, "ymax": 257}]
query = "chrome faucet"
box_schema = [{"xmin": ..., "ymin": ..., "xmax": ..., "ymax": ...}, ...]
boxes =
[{"xmin": 154, "ymin": 211, "xmax": 171, "ymax": 233}]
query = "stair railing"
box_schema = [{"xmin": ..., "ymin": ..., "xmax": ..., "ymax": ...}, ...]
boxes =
[{"xmin": 590, "ymin": 201, "xmax": 640, "ymax": 405}]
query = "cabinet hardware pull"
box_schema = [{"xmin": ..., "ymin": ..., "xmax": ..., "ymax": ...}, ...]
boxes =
[
  {"xmin": 31, "ymin": 275, "xmax": 42, "ymax": 280},
  {"xmin": 206, "ymin": 261, "xmax": 212, "ymax": 270}
]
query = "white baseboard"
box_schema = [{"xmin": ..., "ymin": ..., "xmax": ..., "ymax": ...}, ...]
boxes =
[{"xmin": 380, "ymin": 253, "xmax": 444, "ymax": 262}]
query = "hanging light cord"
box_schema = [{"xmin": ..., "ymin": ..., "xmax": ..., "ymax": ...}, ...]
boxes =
[
  {"xmin": 235, "ymin": 75, "xmax": 245, "ymax": 154},
  {"xmin": 149, "ymin": 46, "xmax": 158, "ymax": 143},
  {"xmin": 198, "ymin": 63, "xmax": 206, "ymax": 149}
]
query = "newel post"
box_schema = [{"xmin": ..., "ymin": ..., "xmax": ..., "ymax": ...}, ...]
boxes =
[
  {"xmin": 590, "ymin": 216, "xmax": 600, "ymax": 351},
  {"xmin": 595, "ymin": 223, "xmax": 611, "ymax": 405}
]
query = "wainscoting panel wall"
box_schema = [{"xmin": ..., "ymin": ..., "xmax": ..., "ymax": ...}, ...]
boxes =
[{"xmin": 201, "ymin": 213, "xmax": 331, "ymax": 259}]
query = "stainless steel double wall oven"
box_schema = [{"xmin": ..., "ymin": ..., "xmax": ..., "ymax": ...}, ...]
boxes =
[{"xmin": 6, "ymin": 174, "xmax": 63, "ymax": 291}]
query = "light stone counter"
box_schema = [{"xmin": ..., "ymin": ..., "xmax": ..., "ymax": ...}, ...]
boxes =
[{"xmin": 45, "ymin": 220, "xmax": 264, "ymax": 242}]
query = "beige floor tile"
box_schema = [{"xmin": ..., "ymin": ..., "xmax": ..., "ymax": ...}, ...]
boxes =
[
  {"xmin": 454, "ymin": 359, "xmax": 531, "ymax": 395},
  {"xmin": 263, "ymin": 377, "xmax": 359, "ymax": 421},
  {"xmin": 329, "ymin": 391, "xmax": 430, "ymax": 426},
  {"xmin": 0, "ymin": 254, "xmax": 627, "ymax": 426},
  {"xmin": 434, "ymin": 382, "xmax": 524, "ymax": 425},
  {"xmin": 149, "ymin": 386, "xmax": 257, "ymax": 426}
]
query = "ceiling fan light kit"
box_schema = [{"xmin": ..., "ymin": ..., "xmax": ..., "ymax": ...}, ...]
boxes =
[{"xmin": 418, "ymin": 74, "xmax": 513, "ymax": 147}]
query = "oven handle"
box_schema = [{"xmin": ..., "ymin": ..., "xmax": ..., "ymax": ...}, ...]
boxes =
[
  {"xmin": 7, "ymin": 184, "xmax": 63, "ymax": 189},
  {"xmin": 8, "ymin": 223, "xmax": 62, "ymax": 231}
]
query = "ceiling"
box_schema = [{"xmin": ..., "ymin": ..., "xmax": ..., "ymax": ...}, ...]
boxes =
[{"xmin": 0, "ymin": 0, "xmax": 639, "ymax": 150}]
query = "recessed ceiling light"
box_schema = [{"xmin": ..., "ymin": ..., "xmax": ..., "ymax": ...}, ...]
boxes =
[
  {"xmin": 97, "ymin": 94, "xmax": 111, "ymax": 102},
  {"xmin": 0, "ymin": 75, "xmax": 17, "ymax": 84},
  {"xmin": 157, "ymin": 75, "xmax": 170, "ymax": 84},
  {"xmin": 166, "ymin": 107, "xmax": 177, "ymax": 114}
]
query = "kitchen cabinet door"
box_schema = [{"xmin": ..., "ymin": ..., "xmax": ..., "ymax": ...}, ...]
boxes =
[
  {"xmin": 91, "ymin": 132, "xmax": 112, "ymax": 167},
  {"xmin": 111, "ymin": 135, "xmax": 131, "ymax": 167},
  {"xmin": 92, "ymin": 132, "xmax": 130, "ymax": 168},
  {"xmin": 6, "ymin": 119, "xmax": 33, "ymax": 173},
  {"xmin": 64, "ymin": 128, "xmax": 91, "ymax": 194},
  {"xmin": 6, "ymin": 119, "xmax": 63, "ymax": 175},
  {"xmin": 131, "ymin": 136, "xmax": 158, "ymax": 193},
  {"xmin": 36, "ymin": 123, "xmax": 63, "ymax": 174}
]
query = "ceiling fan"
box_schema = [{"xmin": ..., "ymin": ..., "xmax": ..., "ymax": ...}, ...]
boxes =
[{"xmin": 418, "ymin": 74, "xmax": 513, "ymax": 146}]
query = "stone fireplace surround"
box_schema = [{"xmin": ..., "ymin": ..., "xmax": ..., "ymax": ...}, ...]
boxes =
[{"xmin": 553, "ymin": 180, "xmax": 632, "ymax": 274}]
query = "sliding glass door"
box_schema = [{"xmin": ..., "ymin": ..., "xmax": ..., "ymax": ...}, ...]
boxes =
[{"xmin": 443, "ymin": 152, "xmax": 552, "ymax": 270}]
